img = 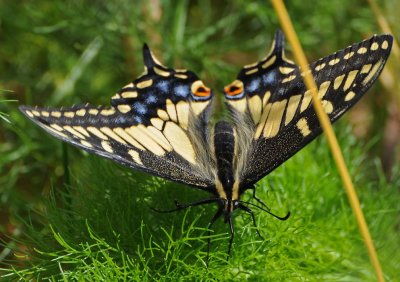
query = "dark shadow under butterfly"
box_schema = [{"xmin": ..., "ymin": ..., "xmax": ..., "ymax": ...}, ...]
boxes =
[{"xmin": 20, "ymin": 30, "xmax": 393, "ymax": 261}]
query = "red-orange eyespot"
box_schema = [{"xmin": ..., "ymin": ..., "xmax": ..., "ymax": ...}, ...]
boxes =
[
  {"xmin": 191, "ymin": 80, "xmax": 211, "ymax": 97},
  {"xmin": 224, "ymin": 80, "xmax": 244, "ymax": 96}
]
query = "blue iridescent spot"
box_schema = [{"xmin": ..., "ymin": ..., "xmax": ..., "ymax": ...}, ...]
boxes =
[
  {"xmin": 133, "ymin": 102, "xmax": 147, "ymax": 115},
  {"xmin": 156, "ymin": 80, "xmax": 170, "ymax": 93},
  {"xmin": 174, "ymin": 84, "xmax": 189, "ymax": 97},
  {"xmin": 146, "ymin": 93, "xmax": 157, "ymax": 104},
  {"xmin": 133, "ymin": 116, "xmax": 142, "ymax": 123},
  {"xmin": 246, "ymin": 78, "xmax": 261, "ymax": 92},
  {"xmin": 262, "ymin": 71, "xmax": 277, "ymax": 85}
]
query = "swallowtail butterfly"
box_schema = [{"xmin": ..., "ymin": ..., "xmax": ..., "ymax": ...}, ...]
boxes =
[{"xmin": 20, "ymin": 30, "xmax": 392, "ymax": 258}]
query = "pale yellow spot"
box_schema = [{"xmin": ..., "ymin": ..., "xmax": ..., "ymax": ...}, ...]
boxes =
[
  {"xmin": 255, "ymin": 102, "xmax": 272, "ymax": 139},
  {"xmin": 285, "ymin": 95, "xmax": 302, "ymax": 125},
  {"xmin": 245, "ymin": 68, "xmax": 258, "ymax": 75},
  {"xmin": 163, "ymin": 121, "xmax": 195, "ymax": 163},
  {"xmin": 381, "ymin": 40, "xmax": 389, "ymax": 50},
  {"xmin": 41, "ymin": 111, "xmax": 50, "ymax": 117},
  {"xmin": 297, "ymin": 118, "xmax": 311, "ymax": 136},
  {"xmin": 248, "ymin": 95, "xmax": 262, "ymax": 123},
  {"xmin": 32, "ymin": 110, "xmax": 40, "ymax": 116},
  {"xmin": 44, "ymin": 125, "xmax": 68, "ymax": 138},
  {"xmin": 343, "ymin": 70, "xmax": 358, "ymax": 91},
  {"xmin": 150, "ymin": 118, "xmax": 164, "ymax": 131},
  {"xmin": 176, "ymin": 100, "xmax": 190, "ymax": 129},
  {"xmin": 345, "ymin": 91, "xmax": 356, "ymax": 101},
  {"xmin": 63, "ymin": 126, "xmax": 86, "ymax": 139},
  {"xmin": 228, "ymin": 99, "xmax": 247, "ymax": 113},
  {"xmin": 26, "ymin": 111, "xmax": 34, "ymax": 118},
  {"xmin": 146, "ymin": 126, "xmax": 173, "ymax": 151},
  {"xmin": 357, "ymin": 47, "xmax": 368, "ymax": 54},
  {"xmin": 121, "ymin": 91, "xmax": 138, "ymax": 99},
  {"xmin": 191, "ymin": 101, "xmax": 209, "ymax": 116},
  {"xmin": 76, "ymin": 109, "xmax": 86, "ymax": 116},
  {"xmin": 344, "ymin": 51, "xmax": 355, "ymax": 59},
  {"xmin": 244, "ymin": 62, "xmax": 258, "ymax": 69},
  {"xmin": 87, "ymin": 127, "xmax": 108, "ymax": 140},
  {"xmin": 315, "ymin": 63, "xmax": 326, "ymax": 71},
  {"xmin": 100, "ymin": 109, "xmax": 115, "ymax": 116},
  {"xmin": 371, "ymin": 42, "xmax": 379, "ymax": 51},
  {"xmin": 88, "ymin": 109, "xmax": 99, "ymax": 115},
  {"xmin": 360, "ymin": 64, "xmax": 372, "ymax": 74},
  {"xmin": 154, "ymin": 67, "xmax": 170, "ymax": 77},
  {"xmin": 175, "ymin": 69, "xmax": 187, "ymax": 73},
  {"xmin": 300, "ymin": 90, "xmax": 312, "ymax": 112},
  {"xmin": 166, "ymin": 99, "xmax": 177, "ymax": 122},
  {"xmin": 100, "ymin": 127, "xmax": 127, "ymax": 144},
  {"xmin": 64, "ymin": 112, "xmax": 75, "ymax": 118},
  {"xmin": 125, "ymin": 125, "xmax": 165, "ymax": 156},
  {"xmin": 157, "ymin": 109, "xmax": 170, "ymax": 121},
  {"xmin": 117, "ymin": 105, "xmax": 131, "ymax": 113},
  {"xmin": 128, "ymin": 149, "xmax": 143, "ymax": 165},
  {"xmin": 334, "ymin": 74, "xmax": 346, "ymax": 90},
  {"xmin": 328, "ymin": 58, "xmax": 340, "ymax": 66},
  {"xmin": 80, "ymin": 140, "xmax": 93, "ymax": 148},
  {"xmin": 137, "ymin": 79, "xmax": 153, "ymax": 89},
  {"xmin": 111, "ymin": 94, "xmax": 121, "ymax": 100},
  {"xmin": 51, "ymin": 111, "xmax": 62, "ymax": 118},
  {"xmin": 282, "ymin": 74, "xmax": 296, "ymax": 83},
  {"xmin": 318, "ymin": 81, "xmax": 331, "ymax": 99},
  {"xmin": 321, "ymin": 100, "xmax": 333, "ymax": 114},
  {"xmin": 263, "ymin": 91, "xmax": 271, "ymax": 108},
  {"xmin": 262, "ymin": 56, "xmax": 276, "ymax": 69},
  {"xmin": 73, "ymin": 126, "xmax": 90, "ymax": 137},
  {"xmin": 279, "ymin": 66, "xmax": 295, "ymax": 74},
  {"xmin": 263, "ymin": 100, "xmax": 287, "ymax": 138},
  {"xmin": 122, "ymin": 83, "xmax": 134, "ymax": 88},
  {"xmin": 101, "ymin": 141, "xmax": 113, "ymax": 153},
  {"xmin": 362, "ymin": 60, "xmax": 382, "ymax": 86},
  {"xmin": 50, "ymin": 124, "xmax": 64, "ymax": 132},
  {"xmin": 174, "ymin": 74, "xmax": 188, "ymax": 79},
  {"xmin": 113, "ymin": 128, "xmax": 145, "ymax": 150}
]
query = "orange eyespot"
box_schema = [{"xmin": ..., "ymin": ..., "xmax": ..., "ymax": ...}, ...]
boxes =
[
  {"xmin": 191, "ymin": 80, "xmax": 211, "ymax": 97},
  {"xmin": 224, "ymin": 80, "xmax": 244, "ymax": 96}
]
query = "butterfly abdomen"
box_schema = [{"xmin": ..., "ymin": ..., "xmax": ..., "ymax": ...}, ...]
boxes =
[{"xmin": 214, "ymin": 121, "xmax": 236, "ymax": 199}]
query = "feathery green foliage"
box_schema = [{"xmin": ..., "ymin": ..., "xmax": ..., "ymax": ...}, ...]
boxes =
[{"xmin": 1, "ymin": 0, "xmax": 399, "ymax": 280}]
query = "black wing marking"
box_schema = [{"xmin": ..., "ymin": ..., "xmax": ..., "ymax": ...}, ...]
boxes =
[
  {"xmin": 224, "ymin": 30, "xmax": 393, "ymax": 189},
  {"xmin": 20, "ymin": 44, "xmax": 216, "ymax": 190}
]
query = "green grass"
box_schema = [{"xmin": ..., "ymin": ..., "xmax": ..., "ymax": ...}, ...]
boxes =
[
  {"xmin": 1, "ymin": 0, "xmax": 399, "ymax": 281},
  {"xmin": 1, "ymin": 127, "xmax": 400, "ymax": 281}
]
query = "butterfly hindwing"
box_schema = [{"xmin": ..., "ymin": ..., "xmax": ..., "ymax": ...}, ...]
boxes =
[
  {"xmin": 224, "ymin": 30, "xmax": 392, "ymax": 189},
  {"xmin": 20, "ymin": 45, "xmax": 216, "ymax": 189}
]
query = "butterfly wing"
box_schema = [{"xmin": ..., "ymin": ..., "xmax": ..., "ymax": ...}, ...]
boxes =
[
  {"xmin": 224, "ymin": 30, "xmax": 392, "ymax": 190},
  {"xmin": 20, "ymin": 45, "xmax": 216, "ymax": 190}
]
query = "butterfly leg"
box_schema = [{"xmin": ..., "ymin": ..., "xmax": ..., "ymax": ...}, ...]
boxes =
[
  {"xmin": 238, "ymin": 203, "xmax": 264, "ymax": 240},
  {"xmin": 206, "ymin": 207, "xmax": 223, "ymax": 267},
  {"xmin": 249, "ymin": 185, "xmax": 270, "ymax": 210},
  {"xmin": 151, "ymin": 198, "xmax": 219, "ymax": 213},
  {"xmin": 227, "ymin": 215, "xmax": 234, "ymax": 261}
]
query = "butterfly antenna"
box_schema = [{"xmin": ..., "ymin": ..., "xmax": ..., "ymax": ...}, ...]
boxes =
[
  {"xmin": 239, "ymin": 200, "xmax": 290, "ymax": 221},
  {"xmin": 150, "ymin": 197, "xmax": 219, "ymax": 213}
]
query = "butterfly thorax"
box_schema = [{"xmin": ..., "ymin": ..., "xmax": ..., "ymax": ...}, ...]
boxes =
[{"xmin": 214, "ymin": 121, "xmax": 241, "ymax": 219}]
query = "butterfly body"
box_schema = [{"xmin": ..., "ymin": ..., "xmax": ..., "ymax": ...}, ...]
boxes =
[{"xmin": 20, "ymin": 30, "xmax": 393, "ymax": 257}]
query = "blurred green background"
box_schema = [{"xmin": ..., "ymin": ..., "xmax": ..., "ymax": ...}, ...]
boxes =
[{"xmin": 1, "ymin": 0, "xmax": 399, "ymax": 280}]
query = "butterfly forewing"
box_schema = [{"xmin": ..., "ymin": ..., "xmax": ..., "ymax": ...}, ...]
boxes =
[
  {"xmin": 224, "ymin": 30, "xmax": 392, "ymax": 189},
  {"xmin": 20, "ymin": 45, "xmax": 216, "ymax": 189}
]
